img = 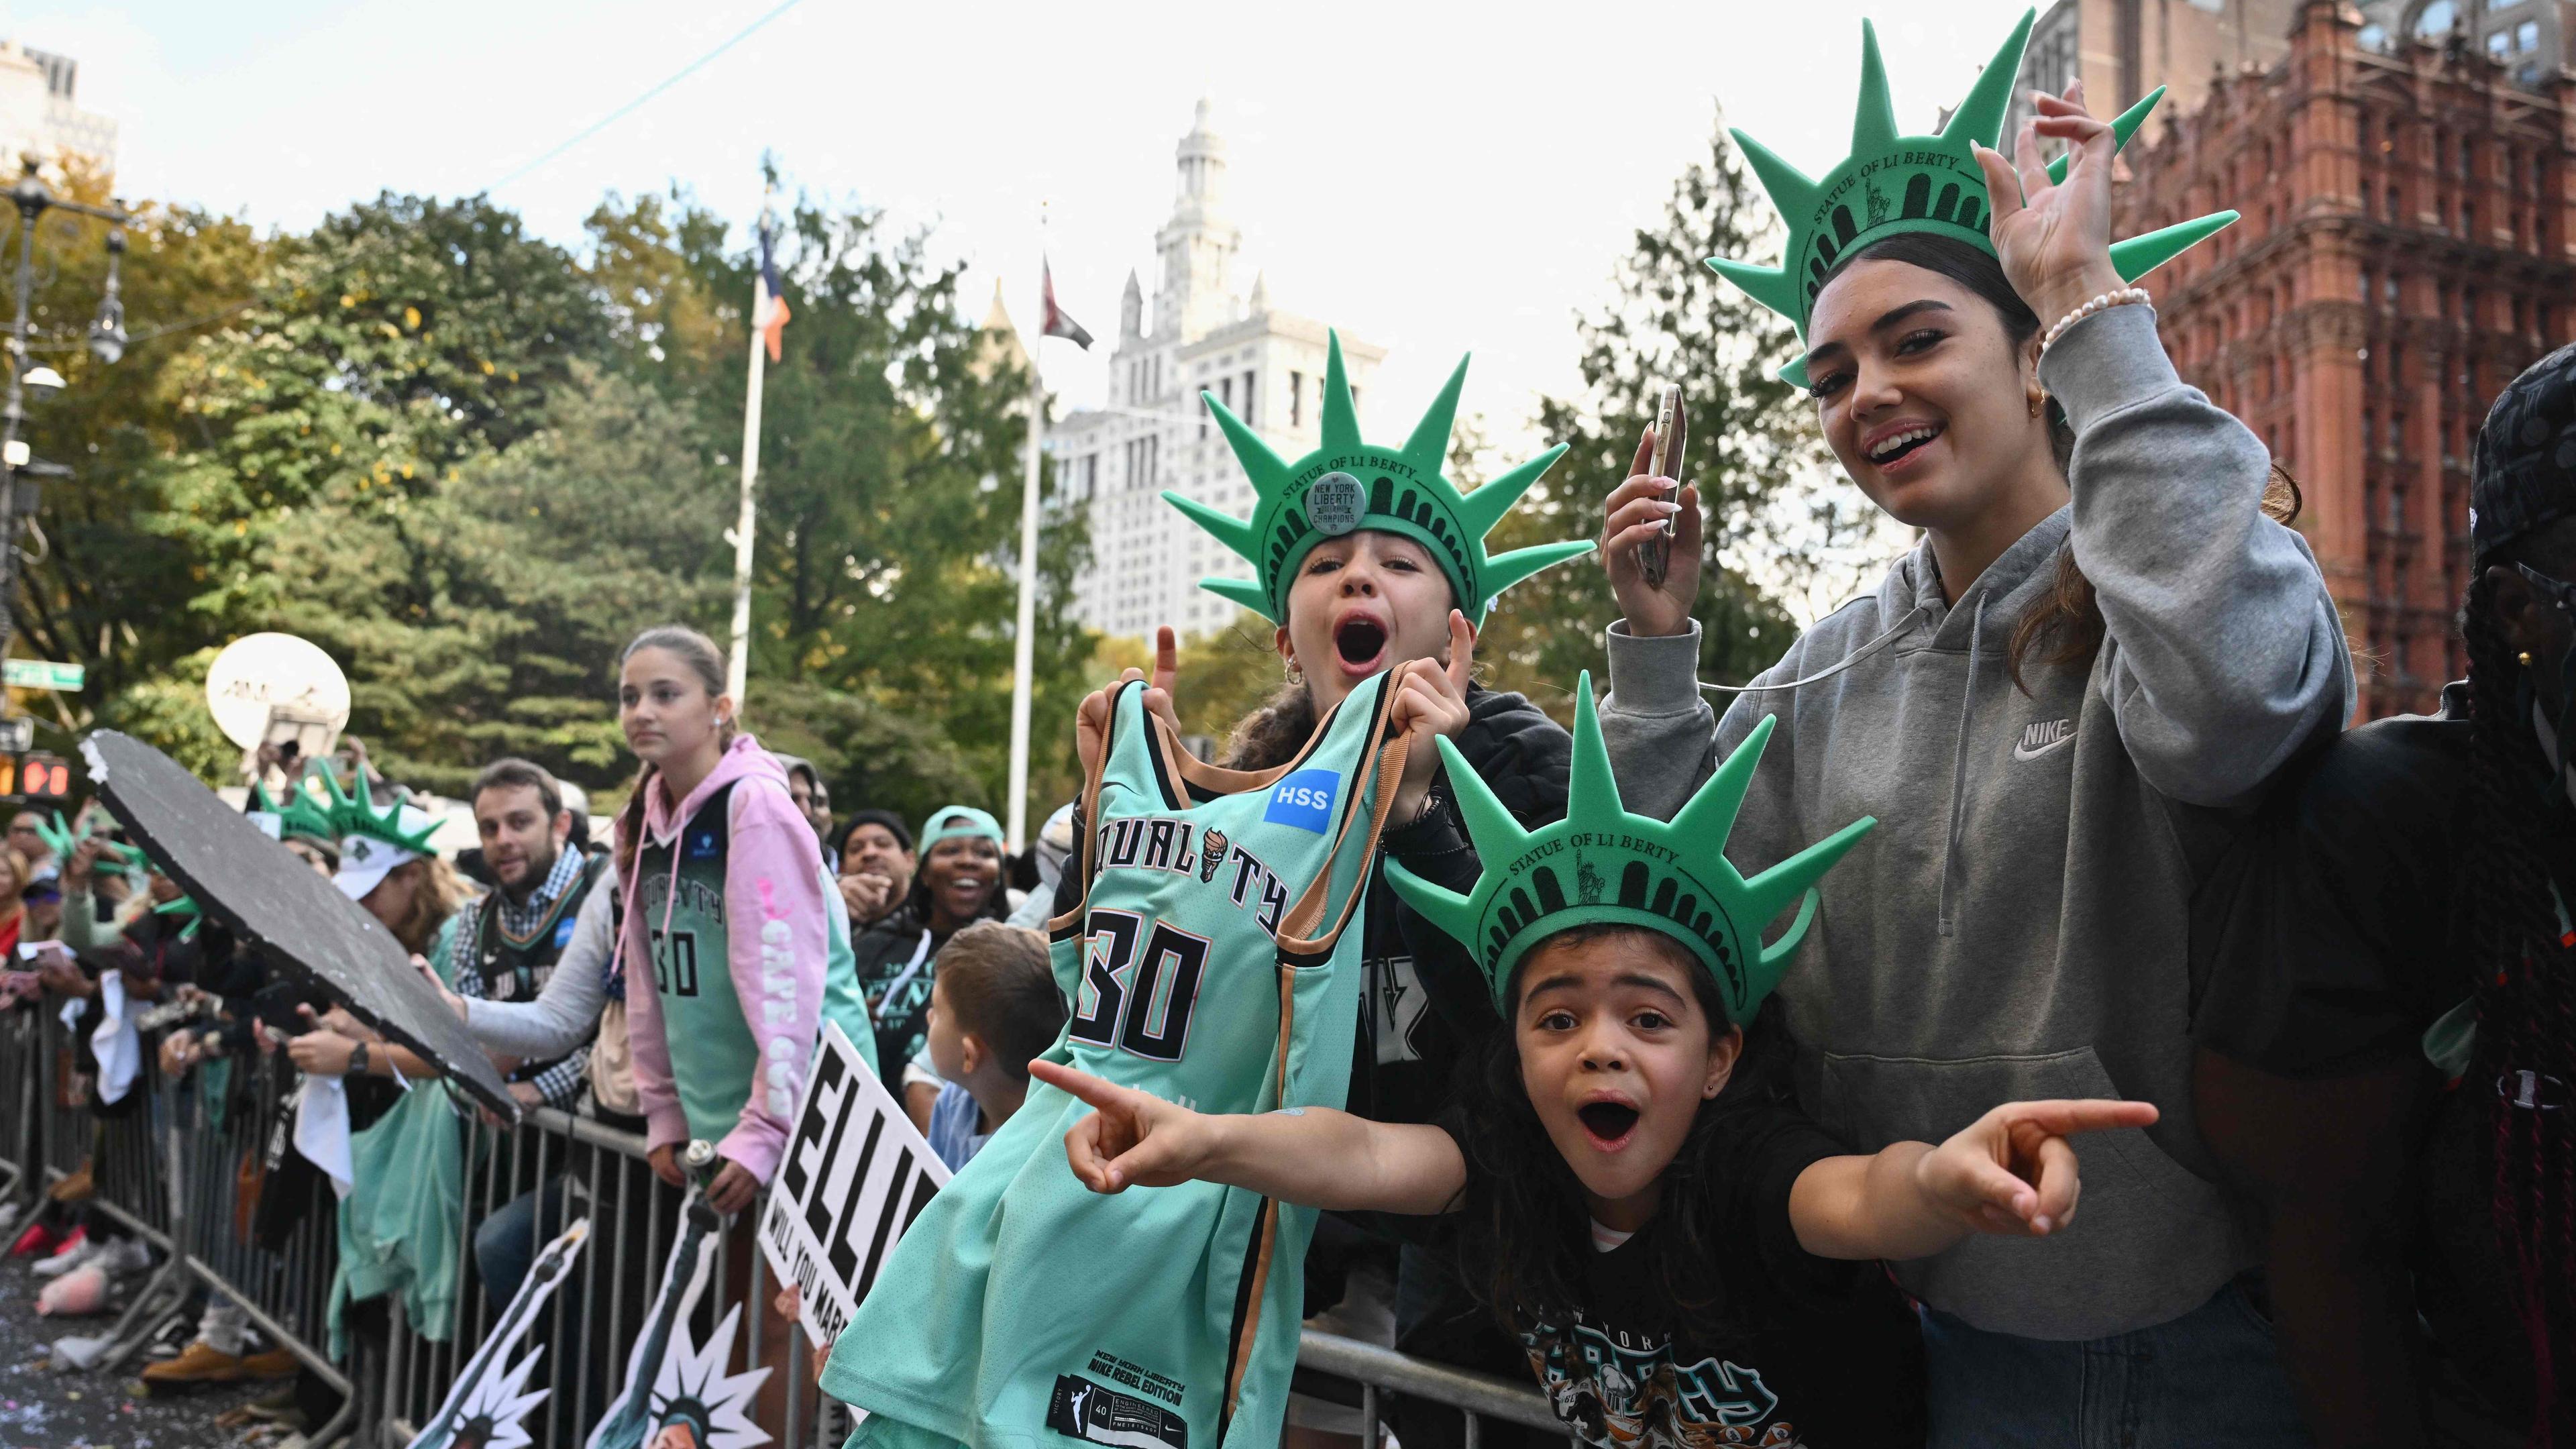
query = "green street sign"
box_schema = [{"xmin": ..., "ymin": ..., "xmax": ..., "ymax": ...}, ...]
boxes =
[{"xmin": 2, "ymin": 660, "xmax": 85, "ymax": 692}]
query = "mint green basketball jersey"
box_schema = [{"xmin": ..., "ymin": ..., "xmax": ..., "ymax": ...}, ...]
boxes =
[
  {"xmin": 825, "ymin": 668, "xmax": 1407, "ymax": 1449},
  {"xmin": 636, "ymin": 782, "xmax": 877, "ymax": 1149}
]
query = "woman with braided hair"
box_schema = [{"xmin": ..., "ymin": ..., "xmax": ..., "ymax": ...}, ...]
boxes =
[{"xmin": 2195, "ymin": 341, "xmax": 2576, "ymax": 1445}]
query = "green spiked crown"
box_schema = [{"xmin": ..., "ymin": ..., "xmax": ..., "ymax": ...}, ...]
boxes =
[
  {"xmin": 320, "ymin": 771, "xmax": 439, "ymax": 856},
  {"xmin": 248, "ymin": 782, "xmax": 341, "ymax": 849},
  {"xmin": 1385, "ymin": 673, "xmax": 1875, "ymax": 1023},
  {"xmin": 1164, "ymin": 331, "xmax": 1595, "ymax": 627},
  {"xmin": 32, "ymin": 812, "xmax": 137, "ymax": 876},
  {"xmin": 1711, "ymin": 9, "xmax": 2239, "ymax": 388}
]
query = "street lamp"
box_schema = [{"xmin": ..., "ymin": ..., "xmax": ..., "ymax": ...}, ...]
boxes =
[
  {"xmin": 87, "ymin": 220, "xmax": 125, "ymax": 366},
  {"xmin": 0, "ymin": 157, "xmax": 133, "ymax": 657}
]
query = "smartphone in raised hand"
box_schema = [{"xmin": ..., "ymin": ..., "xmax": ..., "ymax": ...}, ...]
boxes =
[{"xmin": 1637, "ymin": 384, "xmax": 1688, "ymax": 588}]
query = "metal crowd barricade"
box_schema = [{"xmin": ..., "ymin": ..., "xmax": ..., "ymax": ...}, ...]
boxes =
[{"xmin": 2, "ymin": 998, "xmax": 1562, "ymax": 1449}]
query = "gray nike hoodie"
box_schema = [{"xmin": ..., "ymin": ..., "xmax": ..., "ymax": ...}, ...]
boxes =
[{"xmin": 1601, "ymin": 304, "xmax": 2355, "ymax": 1340}]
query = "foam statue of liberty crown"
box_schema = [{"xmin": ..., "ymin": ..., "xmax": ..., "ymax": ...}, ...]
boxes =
[
  {"xmin": 1711, "ymin": 9, "xmax": 2239, "ymax": 388},
  {"xmin": 247, "ymin": 780, "xmax": 341, "ymax": 849},
  {"xmin": 1385, "ymin": 674, "xmax": 1874, "ymax": 1023},
  {"xmin": 317, "ymin": 769, "xmax": 439, "ymax": 857},
  {"xmin": 318, "ymin": 770, "xmax": 443, "ymax": 903},
  {"xmin": 32, "ymin": 811, "xmax": 138, "ymax": 875},
  {"xmin": 1163, "ymin": 331, "xmax": 1595, "ymax": 628}
]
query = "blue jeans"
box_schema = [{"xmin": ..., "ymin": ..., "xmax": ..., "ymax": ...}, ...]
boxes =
[
  {"xmin": 471, "ymin": 1176, "xmax": 566, "ymax": 1305},
  {"xmin": 1921, "ymin": 1283, "xmax": 2313, "ymax": 1448}
]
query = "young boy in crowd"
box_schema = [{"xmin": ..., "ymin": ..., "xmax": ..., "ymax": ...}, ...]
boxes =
[{"xmin": 920, "ymin": 921, "xmax": 1062, "ymax": 1171}]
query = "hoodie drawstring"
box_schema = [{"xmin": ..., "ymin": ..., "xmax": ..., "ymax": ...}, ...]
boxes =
[
  {"xmin": 1937, "ymin": 592, "xmax": 1987, "ymax": 938},
  {"xmin": 1697, "ymin": 605, "xmax": 1931, "ymax": 696}
]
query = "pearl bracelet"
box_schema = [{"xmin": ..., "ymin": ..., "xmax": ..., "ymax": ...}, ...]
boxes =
[{"xmin": 2040, "ymin": 286, "xmax": 2152, "ymax": 355}]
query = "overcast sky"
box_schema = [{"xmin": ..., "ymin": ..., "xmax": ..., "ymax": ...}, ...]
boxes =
[{"xmin": 17, "ymin": 0, "xmax": 2039, "ymax": 443}]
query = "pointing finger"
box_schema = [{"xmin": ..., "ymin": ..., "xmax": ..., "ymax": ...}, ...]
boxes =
[
  {"xmin": 1028, "ymin": 1058, "xmax": 1136, "ymax": 1114},
  {"xmin": 1445, "ymin": 610, "xmax": 1476, "ymax": 695},
  {"xmin": 1152, "ymin": 625, "xmax": 1179, "ymax": 697},
  {"xmin": 1997, "ymin": 1099, "xmax": 2159, "ymax": 1139}
]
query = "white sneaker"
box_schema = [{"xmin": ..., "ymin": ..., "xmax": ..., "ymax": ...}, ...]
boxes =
[
  {"xmin": 50, "ymin": 1333, "xmax": 111, "ymax": 1371},
  {"xmin": 91, "ymin": 1236, "xmax": 153, "ymax": 1275},
  {"xmin": 31, "ymin": 1236, "xmax": 97, "ymax": 1279}
]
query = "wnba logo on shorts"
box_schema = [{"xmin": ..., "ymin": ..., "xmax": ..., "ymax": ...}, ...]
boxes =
[{"xmin": 1265, "ymin": 770, "xmax": 1338, "ymax": 833}]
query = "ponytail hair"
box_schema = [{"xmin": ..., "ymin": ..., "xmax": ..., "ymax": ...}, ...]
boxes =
[
  {"xmin": 613, "ymin": 625, "xmax": 735, "ymax": 875},
  {"xmin": 1822, "ymin": 233, "xmax": 2302, "ymax": 694}
]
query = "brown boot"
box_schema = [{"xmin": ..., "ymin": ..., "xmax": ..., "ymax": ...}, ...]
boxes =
[
  {"xmin": 237, "ymin": 1346, "xmax": 299, "ymax": 1379},
  {"xmin": 140, "ymin": 1340, "xmax": 246, "ymax": 1385}
]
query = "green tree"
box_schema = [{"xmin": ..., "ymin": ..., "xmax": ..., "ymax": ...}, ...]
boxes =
[
  {"xmin": 151, "ymin": 193, "xmax": 615, "ymax": 628},
  {"xmin": 666, "ymin": 187, "xmax": 1096, "ymax": 820},
  {"xmin": 255, "ymin": 362, "xmax": 730, "ymax": 796},
  {"xmin": 9, "ymin": 193, "xmax": 268, "ymax": 741},
  {"xmin": 1480, "ymin": 115, "xmax": 1892, "ymax": 715}
]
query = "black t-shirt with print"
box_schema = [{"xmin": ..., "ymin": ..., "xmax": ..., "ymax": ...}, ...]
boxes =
[{"xmin": 1451, "ymin": 1093, "xmax": 1927, "ymax": 1448}]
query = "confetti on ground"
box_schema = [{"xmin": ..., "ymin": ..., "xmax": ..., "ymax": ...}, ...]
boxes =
[{"xmin": 0, "ymin": 1254, "xmax": 276, "ymax": 1448}]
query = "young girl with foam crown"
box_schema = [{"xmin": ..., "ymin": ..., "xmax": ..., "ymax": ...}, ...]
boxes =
[{"xmin": 1036, "ymin": 680, "xmax": 2151, "ymax": 1447}]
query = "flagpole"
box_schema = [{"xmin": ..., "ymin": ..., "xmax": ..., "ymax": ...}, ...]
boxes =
[
  {"xmin": 727, "ymin": 195, "xmax": 772, "ymax": 708},
  {"xmin": 1004, "ymin": 204, "xmax": 1047, "ymax": 853}
]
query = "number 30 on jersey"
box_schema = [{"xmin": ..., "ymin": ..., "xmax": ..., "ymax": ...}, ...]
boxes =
[{"xmin": 1069, "ymin": 910, "xmax": 1209, "ymax": 1061}]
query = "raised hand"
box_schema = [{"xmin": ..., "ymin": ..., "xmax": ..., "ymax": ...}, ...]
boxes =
[
  {"xmin": 1601, "ymin": 427, "xmax": 1703, "ymax": 639},
  {"xmin": 1387, "ymin": 611, "xmax": 1477, "ymax": 824},
  {"xmin": 1030, "ymin": 1058, "xmax": 1219, "ymax": 1193},
  {"xmin": 1079, "ymin": 626, "xmax": 1185, "ymax": 777},
  {"xmin": 1972, "ymin": 80, "xmax": 2127, "ymax": 331},
  {"xmin": 1916, "ymin": 1096, "xmax": 2159, "ymax": 1236}
]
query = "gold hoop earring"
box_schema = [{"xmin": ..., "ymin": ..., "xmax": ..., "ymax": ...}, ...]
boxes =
[
  {"xmin": 2522, "ymin": 651, "xmax": 2536, "ymax": 667},
  {"xmin": 2028, "ymin": 388, "xmax": 2048, "ymax": 419}
]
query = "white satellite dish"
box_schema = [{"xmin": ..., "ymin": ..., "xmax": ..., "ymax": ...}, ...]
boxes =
[{"xmin": 204, "ymin": 634, "xmax": 352, "ymax": 751}]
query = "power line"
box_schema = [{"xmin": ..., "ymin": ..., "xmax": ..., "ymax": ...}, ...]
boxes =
[{"xmin": 484, "ymin": 0, "xmax": 808, "ymax": 195}]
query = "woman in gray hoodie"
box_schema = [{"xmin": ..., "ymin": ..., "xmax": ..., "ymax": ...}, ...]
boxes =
[{"xmin": 1595, "ymin": 66, "xmax": 2353, "ymax": 1449}]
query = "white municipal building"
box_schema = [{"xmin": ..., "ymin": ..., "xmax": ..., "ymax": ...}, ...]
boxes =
[{"xmin": 1051, "ymin": 99, "xmax": 1387, "ymax": 643}]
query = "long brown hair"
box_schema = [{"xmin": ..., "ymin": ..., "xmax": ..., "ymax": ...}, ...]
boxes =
[
  {"xmin": 380, "ymin": 855, "xmax": 464, "ymax": 957},
  {"xmin": 612, "ymin": 625, "xmax": 736, "ymax": 875},
  {"xmin": 1824, "ymin": 233, "xmax": 2303, "ymax": 693}
]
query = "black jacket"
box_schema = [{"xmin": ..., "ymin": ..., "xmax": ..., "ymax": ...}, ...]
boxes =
[{"xmin": 1346, "ymin": 683, "xmax": 1571, "ymax": 1126}]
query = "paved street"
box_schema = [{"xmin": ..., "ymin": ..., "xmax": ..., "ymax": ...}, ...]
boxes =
[{"xmin": 0, "ymin": 1246, "xmax": 275, "ymax": 1449}]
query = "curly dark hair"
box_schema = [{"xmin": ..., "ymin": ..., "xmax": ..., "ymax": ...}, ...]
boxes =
[
  {"xmin": 1444, "ymin": 923, "xmax": 1801, "ymax": 1345},
  {"xmin": 1220, "ymin": 678, "xmax": 1322, "ymax": 772},
  {"xmin": 2457, "ymin": 557, "xmax": 2576, "ymax": 1438}
]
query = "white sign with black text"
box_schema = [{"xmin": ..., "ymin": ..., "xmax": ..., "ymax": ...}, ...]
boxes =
[{"xmin": 759, "ymin": 1020, "xmax": 949, "ymax": 1349}]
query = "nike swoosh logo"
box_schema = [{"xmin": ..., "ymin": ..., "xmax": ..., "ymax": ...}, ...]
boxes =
[{"xmin": 2012, "ymin": 733, "xmax": 2076, "ymax": 762}]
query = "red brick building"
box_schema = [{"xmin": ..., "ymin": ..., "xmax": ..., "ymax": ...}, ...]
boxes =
[{"xmin": 2110, "ymin": 0, "xmax": 2576, "ymax": 716}]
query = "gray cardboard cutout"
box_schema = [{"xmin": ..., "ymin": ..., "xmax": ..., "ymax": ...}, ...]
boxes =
[{"xmin": 80, "ymin": 731, "xmax": 518, "ymax": 1119}]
